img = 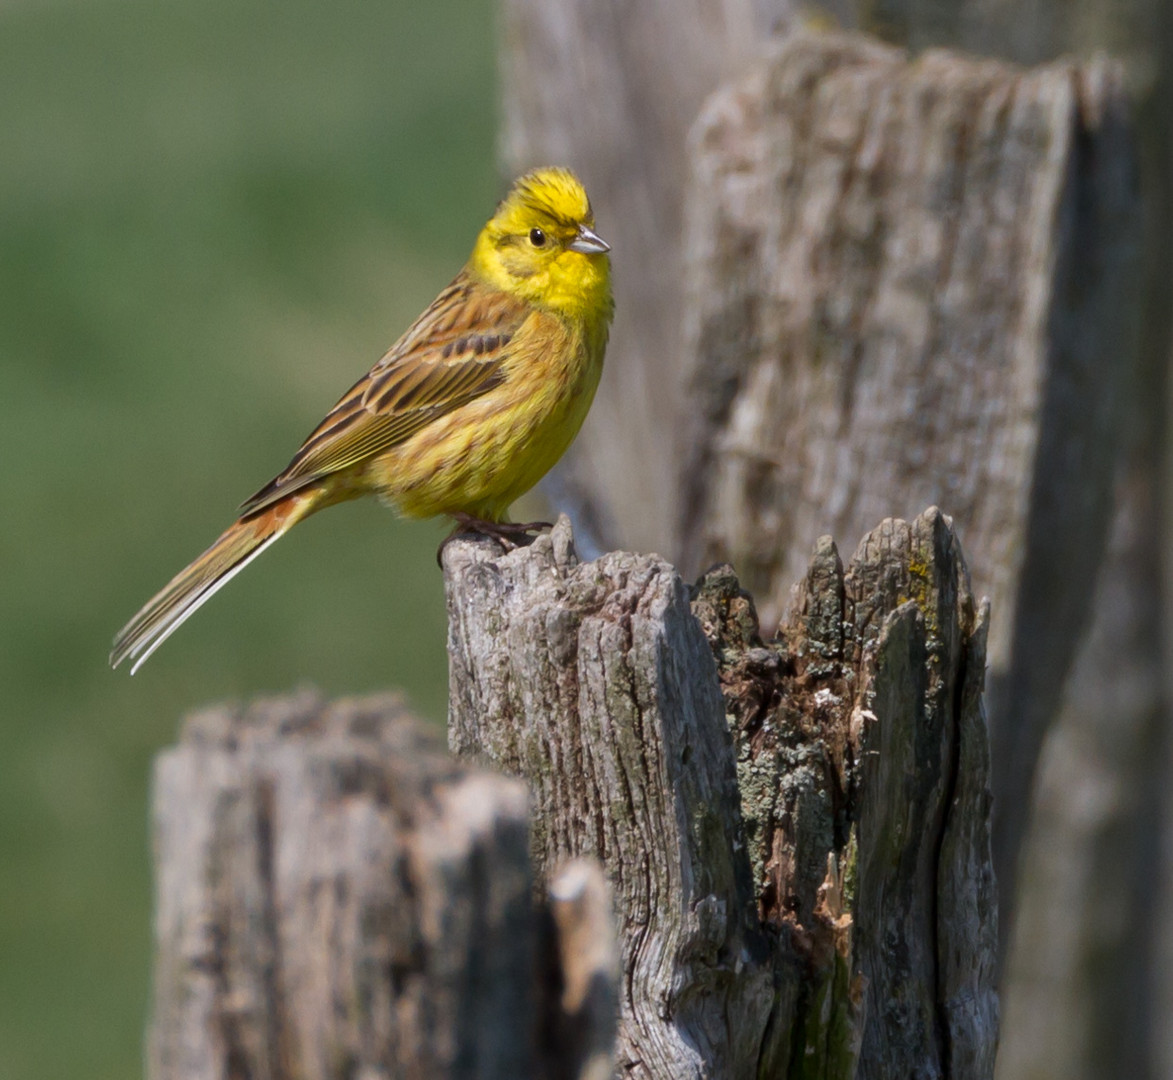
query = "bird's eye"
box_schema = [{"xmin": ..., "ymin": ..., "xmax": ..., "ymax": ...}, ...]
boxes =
[{"xmin": 529, "ymin": 227, "xmax": 547, "ymax": 247}]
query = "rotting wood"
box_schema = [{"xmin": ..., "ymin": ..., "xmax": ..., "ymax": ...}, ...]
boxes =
[
  {"xmin": 500, "ymin": 4, "xmax": 1164, "ymax": 1074},
  {"xmin": 445, "ymin": 520, "xmax": 774, "ymax": 1079}
]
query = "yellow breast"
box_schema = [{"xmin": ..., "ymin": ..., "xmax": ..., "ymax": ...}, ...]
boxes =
[{"xmin": 368, "ymin": 306, "xmax": 607, "ymax": 522}]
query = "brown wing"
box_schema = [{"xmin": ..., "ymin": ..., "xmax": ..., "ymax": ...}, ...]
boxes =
[{"xmin": 239, "ymin": 272, "xmax": 528, "ymax": 516}]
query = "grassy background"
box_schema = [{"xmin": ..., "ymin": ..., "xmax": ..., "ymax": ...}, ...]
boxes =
[{"xmin": 0, "ymin": 1, "xmax": 496, "ymax": 1075}]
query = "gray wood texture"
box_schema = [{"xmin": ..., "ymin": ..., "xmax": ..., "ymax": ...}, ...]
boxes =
[
  {"xmin": 500, "ymin": 12, "xmax": 1147, "ymax": 1026},
  {"xmin": 148, "ymin": 690, "xmax": 616, "ymax": 1080},
  {"xmin": 445, "ymin": 521, "xmax": 775, "ymax": 1079},
  {"xmin": 997, "ymin": 467, "xmax": 1164, "ymax": 1080},
  {"xmin": 675, "ymin": 35, "xmax": 1141, "ymax": 948},
  {"xmin": 148, "ymin": 507, "xmax": 994, "ymax": 1078},
  {"xmin": 845, "ymin": 13, "xmax": 1171, "ymax": 1079},
  {"xmin": 857, "ymin": 0, "xmax": 1161, "ymax": 67},
  {"xmin": 444, "ymin": 510, "xmax": 996, "ymax": 1079}
]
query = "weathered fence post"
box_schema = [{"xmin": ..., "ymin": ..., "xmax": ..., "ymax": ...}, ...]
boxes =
[
  {"xmin": 444, "ymin": 511, "xmax": 996, "ymax": 1079},
  {"xmin": 501, "ymin": 0, "xmax": 1147, "ymax": 1016},
  {"xmin": 674, "ymin": 35, "xmax": 1140, "ymax": 966},
  {"xmin": 148, "ymin": 507, "xmax": 996, "ymax": 1078},
  {"xmin": 147, "ymin": 690, "xmax": 616, "ymax": 1080}
]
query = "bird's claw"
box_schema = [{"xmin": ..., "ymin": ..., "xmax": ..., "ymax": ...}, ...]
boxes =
[{"xmin": 436, "ymin": 514, "xmax": 554, "ymax": 566}]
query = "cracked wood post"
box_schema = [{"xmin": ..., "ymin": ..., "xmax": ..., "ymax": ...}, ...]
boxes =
[
  {"xmin": 147, "ymin": 691, "xmax": 617, "ymax": 1080},
  {"xmin": 843, "ymin": 5, "xmax": 1172, "ymax": 1078},
  {"xmin": 444, "ymin": 511, "xmax": 996, "ymax": 1080}
]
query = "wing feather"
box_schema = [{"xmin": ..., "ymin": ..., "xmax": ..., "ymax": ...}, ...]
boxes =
[{"xmin": 239, "ymin": 273, "xmax": 527, "ymax": 516}]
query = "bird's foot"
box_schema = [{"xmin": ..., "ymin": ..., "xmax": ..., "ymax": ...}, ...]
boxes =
[{"xmin": 436, "ymin": 514, "xmax": 554, "ymax": 566}]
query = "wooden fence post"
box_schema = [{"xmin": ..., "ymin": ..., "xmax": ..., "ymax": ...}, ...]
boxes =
[
  {"xmin": 444, "ymin": 511, "xmax": 996, "ymax": 1079},
  {"xmin": 674, "ymin": 34, "xmax": 1139, "ymax": 955},
  {"xmin": 149, "ymin": 508, "xmax": 996, "ymax": 1078},
  {"xmin": 147, "ymin": 690, "xmax": 616, "ymax": 1080},
  {"xmin": 499, "ymin": 10, "xmax": 1146, "ymax": 1008}
]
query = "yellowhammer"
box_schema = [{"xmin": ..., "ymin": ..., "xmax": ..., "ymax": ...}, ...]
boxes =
[{"xmin": 111, "ymin": 167, "xmax": 612, "ymax": 673}]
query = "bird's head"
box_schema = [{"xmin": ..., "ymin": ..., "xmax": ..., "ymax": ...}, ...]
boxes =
[{"xmin": 470, "ymin": 167, "xmax": 613, "ymax": 323}]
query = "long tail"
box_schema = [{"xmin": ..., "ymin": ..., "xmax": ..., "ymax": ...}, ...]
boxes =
[{"xmin": 110, "ymin": 488, "xmax": 325, "ymax": 674}]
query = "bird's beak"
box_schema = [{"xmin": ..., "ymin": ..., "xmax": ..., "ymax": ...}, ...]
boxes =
[{"xmin": 569, "ymin": 223, "xmax": 610, "ymax": 254}]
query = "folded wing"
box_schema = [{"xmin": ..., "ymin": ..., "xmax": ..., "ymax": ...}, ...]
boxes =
[{"xmin": 240, "ymin": 273, "xmax": 528, "ymax": 516}]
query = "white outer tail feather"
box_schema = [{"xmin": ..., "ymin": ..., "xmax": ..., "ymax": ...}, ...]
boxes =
[{"xmin": 128, "ymin": 532, "xmax": 283, "ymax": 675}]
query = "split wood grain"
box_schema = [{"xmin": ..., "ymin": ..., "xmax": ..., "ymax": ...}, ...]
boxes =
[{"xmin": 444, "ymin": 510, "xmax": 996, "ymax": 1079}]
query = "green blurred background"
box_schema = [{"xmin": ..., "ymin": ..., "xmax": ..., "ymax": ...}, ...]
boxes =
[{"xmin": 0, "ymin": 1, "xmax": 496, "ymax": 1074}]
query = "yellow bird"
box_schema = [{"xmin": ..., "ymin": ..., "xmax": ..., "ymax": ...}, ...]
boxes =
[{"xmin": 111, "ymin": 167, "xmax": 612, "ymax": 673}]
